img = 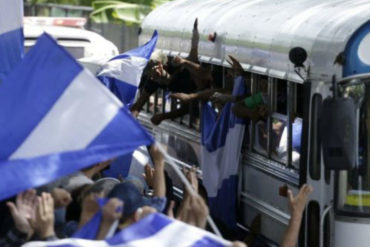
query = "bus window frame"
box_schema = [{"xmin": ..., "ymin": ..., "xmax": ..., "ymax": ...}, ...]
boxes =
[{"xmin": 247, "ymin": 75, "xmax": 302, "ymax": 170}]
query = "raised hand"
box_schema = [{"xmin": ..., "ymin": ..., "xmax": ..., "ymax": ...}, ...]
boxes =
[
  {"xmin": 102, "ymin": 198, "xmax": 123, "ymax": 223},
  {"xmin": 31, "ymin": 193, "xmax": 55, "ymax": 239},
  {"xmin": 177, "ymin": 193, "xmax": 208, "ymax": 229},
  {"xmin": 185, "ymin": 166, "xmax": 199, "ymax": 193},
  {"xmin": 227, "ymin": 55, "xmax": 243, "ymax": 76},
  {"xmin": 172, "ymin": 56, "xmax": 185, "ymax": 66},
  {"xmin": 143, "ymin": 164, "xmax": 155, "ymax": 188},
  {"xmin": 51, "ymin": 188, "xmax": 72, "ymax": 208},
  {"xmin": 7, "ymin": 189, "xmax": 38, "ymax": 234},
  {"xmin": 287, "ymin": 184, "xmax": 313, "ymax": 218},
  {"xmin": 149, "ymin": 145, "xmax": 164, "ymax": 168}
]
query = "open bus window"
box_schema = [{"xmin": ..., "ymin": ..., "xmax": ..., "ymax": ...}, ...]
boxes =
[
  {"xmin": 249, "ymin": 76, "xmax": 302, "ymax": 169},
  {"xmin": 337, "ymin": 82, "xmax": 370, "ymax": 214}
]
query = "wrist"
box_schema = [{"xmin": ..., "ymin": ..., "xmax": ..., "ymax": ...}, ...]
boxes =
[
  {"xmin": 290, "ymin": 212, "xmax": 303, "ymax": 222},
  {"xmin": 101, "ymin": 218, "xmax": 115, "ymax": 227},
  {"xmin": 38, "ymin": 228, "xmax": 55, "ymax": 240}
]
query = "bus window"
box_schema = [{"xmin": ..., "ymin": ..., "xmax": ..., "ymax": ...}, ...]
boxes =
[{"xmin": 249, "ymin": 77, "xmax": 302, "ymax": 169}]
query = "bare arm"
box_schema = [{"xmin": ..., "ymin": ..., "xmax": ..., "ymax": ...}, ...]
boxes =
[
  {"xmin": 150, "ymin": 145, "xmax": 166, "ymax": 198},
  {"xmin": 187, "ymin": 18, "xmax": 199, "ymax": 62},
  {"xmin": 281, "ymin": 184, "xmax": 313, "ymax": 247},
  {"xmin": 171, "ymin": 88, "xmax": 224, "ymax": 103},
  {"xmin": 151, "ymin": 104, "xmax": 189, "ymax": 125},
  {"xmin": 131, "ymin": 89, "xmax": 152, "ymax": 118}
]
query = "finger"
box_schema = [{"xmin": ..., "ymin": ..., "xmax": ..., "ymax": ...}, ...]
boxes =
[
  {"xmin": 303, "ymin": 185, "xmax": 313, "ymax": 196},
  {"xmin": 194, "ymin": 18, "xmax": 198, "ymax": 29},
  {"xmin": 287, "ymin": 189, "xmax": 294, "ymax": 202},
  {"xmin": 37, "ymin": 196, "xmax": 43, "ymax": 217},
  {"xmin": 298, "ymin": 184, "xmax": 308, "ymax": 195},
  {"xmin": 41, "ymin": 193, "xmax": 48, "ymax": 216},
  {"xmin": 229, "ymin": 55, "xmax": 237, "ymax": 63},
  {"xmin": 6, "ymin": 202, "xmax": 17, "ymax": 216},
  {"xmin": 17, "ymin": 191, "xmax": 25, "ymax": 206},
  {"xmin": 46, "ymin": 194, "xmax": 54, "ymax": 213},
  {"xmin": 23, "ymin": 190, "xmax": 34, "ymax": 204},
  {"xmin": 31, "ymin": 193, "xmax": 38, "ymax": 209},
  {"xmin": 145, "ymin": 164, "xmax": 151, "ymax": 171},
  {"xmin": 166, "ymin": 200, "xmax": 175, "ymax": 218}
]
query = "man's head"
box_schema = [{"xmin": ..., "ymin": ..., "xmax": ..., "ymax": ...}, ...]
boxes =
[
  {"xmin": 150, "ymin": 50, "xmax": 168, "ymax": 66},
  {"xmin": 107, "ymin": 182, "xmax": 156, "ymax": 225}
]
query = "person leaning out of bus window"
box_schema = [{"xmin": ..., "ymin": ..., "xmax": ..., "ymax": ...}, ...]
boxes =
[
  {"xmin": 170, "ymin": 55, "xmax": 250, "ymax": 111},
  {"xmin": 232, "ymin": 92, "xmax": 268, "ymax": 121},
  {"xmin": 131, "ymin": 18, "xmax": 200, "ymax": 122}
]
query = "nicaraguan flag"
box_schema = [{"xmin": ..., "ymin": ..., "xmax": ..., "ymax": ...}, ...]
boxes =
[
  {"xmin": 23, "ymin": 213, "xmax": 232, "ymax": 247},
  {"xmin": 97, "ymin": 31, "xmax": 158, "ymax": 105},
  {"xmin": 0, "ymin": 33, "xmax": 153, "ymax": 201},
  {"xmin": 0, "ymin": 0, "xmax": 24, "ymax": 82},
  {"xmin": 103, "ymin": 146, "xmax": 151, "ymax": 179},
  {"xmin": 201, "ymin": 76, "xmax": 247, "ymax": 227}
]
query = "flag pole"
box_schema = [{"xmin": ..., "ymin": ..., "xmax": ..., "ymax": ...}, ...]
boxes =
[{"xmin": 155, "ymin": 141, "xmax": 223, "ymax": 238}]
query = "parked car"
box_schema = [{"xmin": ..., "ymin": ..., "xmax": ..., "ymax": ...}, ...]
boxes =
[{"xmin": 23, "ymin": 17, "xmax": 119, "ymax": 74}]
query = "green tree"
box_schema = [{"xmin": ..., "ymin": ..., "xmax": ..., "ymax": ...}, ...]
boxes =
[
  {"xmin": 26, "ymin": 0, "xmax": 172, "ymax": 24},
  {"xmin": 90, "ymin": 0, "xmax": 171, "ymax": 24}
]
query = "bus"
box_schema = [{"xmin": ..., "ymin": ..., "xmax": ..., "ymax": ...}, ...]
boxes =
[{"xmin": 136, "ymin": 0, "xmax": 370, "ymax": 246}]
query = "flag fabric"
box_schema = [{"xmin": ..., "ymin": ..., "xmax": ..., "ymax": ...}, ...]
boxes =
[
  {"xmin": 97, "ymin": 31, "xmax": 158, "ymax": 105},
  {"xmin": 23, "ymin": 213, "xmax": 232, "ymax": 247},
  {"xmin": 103, "ymin": 146, "xmax": 151, "ymax": 179},
  {"xmin": 201, "ymin": 76, "xmax": 247, "ymax": 227},
  {"xmin": 0, "ymin": 0, "xmax": 24, "ymax": 82},
  {"xmin": 0, "ymin": 33, "xmax": 154, "ymax": 201}
]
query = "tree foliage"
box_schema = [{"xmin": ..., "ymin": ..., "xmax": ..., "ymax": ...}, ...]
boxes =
[{"xmin": 27, "ymin": 0, "xmax": 173, "ymax": 24}]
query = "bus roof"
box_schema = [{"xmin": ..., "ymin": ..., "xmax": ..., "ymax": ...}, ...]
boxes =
[{"xmin": 139, "ymin": 0, "xmax": 370, "ymax": 82}]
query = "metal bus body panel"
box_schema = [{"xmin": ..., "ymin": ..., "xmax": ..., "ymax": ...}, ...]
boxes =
[
  {"xmin": 240, "ymin": 163, "xmax": 299, "ymax": 244},
  {"xmin": 334, "ymin": 218, "xmax": 370, "ymax": 247},
  {"xmin": 140, "ymin": 0, "xmax": 370, "ymax": 82}
]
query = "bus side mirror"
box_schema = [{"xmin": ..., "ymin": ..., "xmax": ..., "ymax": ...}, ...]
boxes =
[
  {"xmin": 320, "ymin": 97, "xmax": 356, "ymax": 170},
  {"xmin": 289, "ymin": 47, "xmax": 307, "ymax": 68}
]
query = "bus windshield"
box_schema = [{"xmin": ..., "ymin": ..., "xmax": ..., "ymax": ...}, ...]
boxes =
[{"xmin": 337, "ymin": 82, "xmax": 370, "ymax": 215}]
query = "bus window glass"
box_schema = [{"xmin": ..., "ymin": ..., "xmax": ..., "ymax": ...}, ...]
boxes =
[{"xmin": 276, "ymin": 79, "xmax": 287, "ymax": 115}]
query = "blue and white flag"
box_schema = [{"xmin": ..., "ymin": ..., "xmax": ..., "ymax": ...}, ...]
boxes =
[
  {"xmin": 103, "ymin": 146, "xmax": 151, "ymax": 179},
  {"xmin": 0, "ymin": 0, "xmax": 24, "ymax": 82},
  {"xmin": 97, "ymin": 31, "xmax": 158, "ymax": 105},
  {"xmin": 0, "ymin": 33, "xmax": 153, "ymax": 201},
  {"xmin": 201, "ymin": 76, "xmax": 247, "ymax": 227},
  {"xmin": 23, "ymin": 213, "xmax": 231, "ymax": 247}
]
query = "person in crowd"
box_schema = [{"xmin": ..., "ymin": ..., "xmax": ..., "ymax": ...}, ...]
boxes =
[{"xmin": 0, "ymin": 191, "xmax": 56, "ymax": 246}]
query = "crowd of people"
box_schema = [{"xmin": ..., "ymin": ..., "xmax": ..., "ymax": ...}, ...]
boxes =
[
  {"xmin": 0, "ymin": 142, "xmax": 312, "ymax": 246},
  {"xmin": 0, "ymin": 19, "xmax": 311, "ymax": 247}
]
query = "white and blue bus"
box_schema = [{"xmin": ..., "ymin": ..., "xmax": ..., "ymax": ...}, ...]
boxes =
[{"xmin": 137, "ymin": 0, "xmax": 370, "ymax": 246}]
